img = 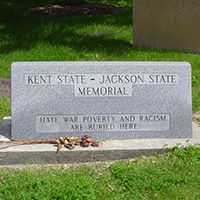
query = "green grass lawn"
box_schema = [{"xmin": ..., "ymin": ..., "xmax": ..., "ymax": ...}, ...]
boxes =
[
  {"xmin": 0, "ymin": 97, "xmax": 10, "ymax": 120},
  {"xmin": 0, "ymin": 145, "xmax": 199, "ymax": 200},
  {"xmin": 0, "ymin": 0, "xmax": 200, "ymax": 118}
]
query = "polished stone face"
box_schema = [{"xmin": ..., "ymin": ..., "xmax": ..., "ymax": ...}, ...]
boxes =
[
  {"xmin": 133, "ymin": 0, "xmax": 200, "ymax": 53},
  {"xmin": 11, "ymin": 61, "xmax": 192, "ymax": 140}
]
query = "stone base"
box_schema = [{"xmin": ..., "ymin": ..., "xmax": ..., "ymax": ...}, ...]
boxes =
[{"xmin": 0, "ymin": 117, "xmax": 199, "ymax": 166}]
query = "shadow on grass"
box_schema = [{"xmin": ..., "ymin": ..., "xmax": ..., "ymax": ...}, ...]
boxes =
[{"xmin": 0, "ymin": 0, "xmax": 133, "ymax": 55}]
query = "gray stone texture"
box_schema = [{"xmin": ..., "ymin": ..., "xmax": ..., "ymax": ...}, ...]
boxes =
[
  {"xmin": 0, "ymin": 121, "xmax": 200, "ymax": 166},
  {"xmin": 11, "ymin": 62, "xmax": 192, "ymax": 140},
  {"xmin": 133, "ymin": 0, "xmax": 200, "ymax": 53},
  {"xmin": 0, "ymin": 116, "xmax": 11, "ymax": 140}
]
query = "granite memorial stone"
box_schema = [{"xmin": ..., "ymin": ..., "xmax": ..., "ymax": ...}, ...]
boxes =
[
  {"xmin": 133, "ymin": 0, "xmax": 200, "ymax": 53},
  {"xmin": 11, "ymin": 61, "xmax": 192, "ymax": 140}
]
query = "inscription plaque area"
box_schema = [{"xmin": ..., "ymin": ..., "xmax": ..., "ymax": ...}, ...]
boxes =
[
  {"xmin": 11, "ymin": 62, "xmax": 192, "ymax": 140},
  {"xmin": 36, "ymin": 114, "xmax": 170, "ymax": 132}
]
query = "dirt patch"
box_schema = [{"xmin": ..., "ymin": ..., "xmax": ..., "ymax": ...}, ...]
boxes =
[
  {"xmin": 25, "ymin": 2, "xmax": 123, "ymax": 17},
  {"xmin": 0, "ymin": 79, "xmax": 11, "ymax": 97}
]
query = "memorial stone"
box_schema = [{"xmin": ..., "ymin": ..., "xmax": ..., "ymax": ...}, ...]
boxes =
[{"xmin": 11, "ymin": 61, "xmax": 192, "ymax": 140}]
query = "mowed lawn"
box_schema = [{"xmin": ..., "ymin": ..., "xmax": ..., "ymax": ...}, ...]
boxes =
[
  {"xmin": 0, "ymin": 0, "xmax": 200, "ymax": 119},
  {"xmin": 0, "ymin": 146, "xmax": 200, "ymax": 200}
]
